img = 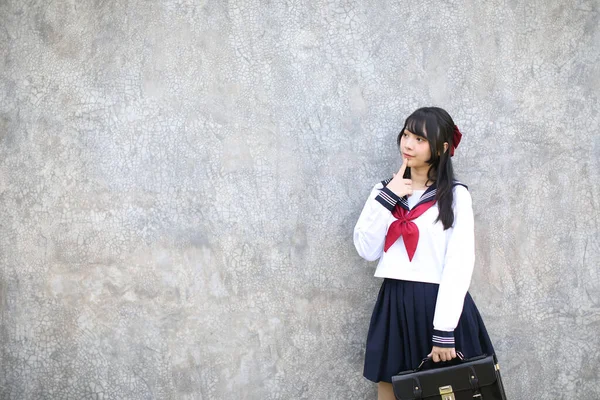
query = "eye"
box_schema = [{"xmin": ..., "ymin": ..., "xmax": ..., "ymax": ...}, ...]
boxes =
[{"xmin": 416, "ymin": 137, "xmax": 423, "ymax": 142}]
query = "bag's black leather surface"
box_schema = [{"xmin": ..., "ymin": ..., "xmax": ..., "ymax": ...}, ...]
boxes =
[{"xmin": 391, "ymin": 354, "xmax": 507, "ymax": 400}]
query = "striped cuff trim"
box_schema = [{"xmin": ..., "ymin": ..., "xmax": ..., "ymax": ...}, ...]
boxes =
[
  {"xmin": 381, "ymin": 178, "xmax": 393, "ymax": 186},
  {"xmin": 375, "ymin": 187, "xmax": 399, "ymax": 211},
  {"xmin": 432, "ymin": 330, "xmax": 455, "ymax": 348}
]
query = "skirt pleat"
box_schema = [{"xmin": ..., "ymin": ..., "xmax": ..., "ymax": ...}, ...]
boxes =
[{"xmin": 363, "ymin": 279, "xmax": 495, "ymax": 383}]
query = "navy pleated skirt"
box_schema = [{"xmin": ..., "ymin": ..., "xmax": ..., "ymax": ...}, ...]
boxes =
[{"xmin": 363, "ymin": 278, "xmax": 495, "ymax": 383}]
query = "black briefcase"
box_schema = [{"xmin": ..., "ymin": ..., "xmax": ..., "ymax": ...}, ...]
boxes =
[{"xmin": 391, "ymin": 354, "xmax": 507, "ymax": 400}]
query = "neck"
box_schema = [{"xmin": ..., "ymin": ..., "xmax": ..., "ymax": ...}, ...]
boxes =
[{"xmin": 410, "ymin": 166, "xmax": 433, "ymax": 189}]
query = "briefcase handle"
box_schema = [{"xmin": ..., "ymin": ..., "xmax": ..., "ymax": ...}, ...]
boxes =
[{"xmin": 415, "ymin": 352, "xmax": 467, "ymax": 371}]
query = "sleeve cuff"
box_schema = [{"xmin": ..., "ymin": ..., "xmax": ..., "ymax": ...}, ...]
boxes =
[
  {"xmin": 374, "ymin": 187, "xmax": 400, "ymax": 211},
  {"xmin": 432, "ymin": 330, "xmax": 455, "ymax": 348}
]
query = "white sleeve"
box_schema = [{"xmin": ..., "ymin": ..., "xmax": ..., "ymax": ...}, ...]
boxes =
[
  {"xmin": 353, "ymin": 182, "xmax": 400, "ymax": 262},
  {"xmin": 432, "ymin": 186, "xmax": 475, "ymax": 347}
]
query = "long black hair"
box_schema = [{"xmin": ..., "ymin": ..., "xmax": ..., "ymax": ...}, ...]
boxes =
[{"xmin": 396, "ymin": 107, "xmax": 460, "ymax": 230}]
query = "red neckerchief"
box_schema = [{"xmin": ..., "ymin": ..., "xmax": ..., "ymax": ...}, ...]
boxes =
[{"xmin": 384, "ymin": 196, "xmax": 436, "ymax": 261}]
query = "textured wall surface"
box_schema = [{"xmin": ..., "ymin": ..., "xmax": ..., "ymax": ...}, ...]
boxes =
[{"xmin": 1, "ymin": 0, "xmax": 599, "ymax": 399}]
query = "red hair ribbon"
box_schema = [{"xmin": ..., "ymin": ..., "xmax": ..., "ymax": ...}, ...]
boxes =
[{"xmin": 450, "ymin": 125, "xmax": 462, "ymax": 157}]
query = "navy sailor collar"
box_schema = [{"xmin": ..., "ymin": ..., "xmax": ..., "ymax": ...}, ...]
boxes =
[{"xmin": 380, "ymin": 178, "xmax": 467, "ymax": 211}]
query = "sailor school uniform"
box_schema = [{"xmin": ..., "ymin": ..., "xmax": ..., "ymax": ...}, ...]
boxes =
[{"xmin": 354, "ymin": 178, "xmax": 495, "ymax": 383}]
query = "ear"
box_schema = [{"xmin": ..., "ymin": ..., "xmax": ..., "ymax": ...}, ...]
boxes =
[{"xmin": 438, "ymin": 142, "xmax": 449, "ymax": 156}]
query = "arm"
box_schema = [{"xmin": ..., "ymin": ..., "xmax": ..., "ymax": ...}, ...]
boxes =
[
  {"xmin": 353, "ymin": 182, "xmax": 400, "ymax": 261},
  {"xmin": 432, "ymin": 186, "xmax": 476, "ymax": 349}
]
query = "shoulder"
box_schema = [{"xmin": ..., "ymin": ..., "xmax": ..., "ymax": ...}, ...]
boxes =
[
  {"xmin": 452, "ymin": 180, "xmax": 468, "ymax": 190},
  {"xmin": 452, "ymin": 182, "xmax": 472, "ymax": 207}
]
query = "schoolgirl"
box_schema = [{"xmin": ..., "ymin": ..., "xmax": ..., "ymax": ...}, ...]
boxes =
[{"xmin": 353, "ymin": 107, "xmax": 495, "ymax": 399}]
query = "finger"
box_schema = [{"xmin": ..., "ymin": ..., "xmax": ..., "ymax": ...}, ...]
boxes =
[
  {"xmin": 432, "ymin": 353, "xmax": 440, "ymax": 363},
  {"xmin": 398, "ymin": 157, "xmax": 408, "ymax": 176},
  {"xmin": 451, "ymin": 349, "xmax": 457, "ymax": 359},
  {"xmin": 445, "ymin": 350, "xmax": 453, "ymax": 361},
  {"xmin": 407, "ymin": 189, "xmax": 413, "ymax": 196},
  {"xmin": 403, "ymin": 179, "xmax": 413, "ymax": 185}
]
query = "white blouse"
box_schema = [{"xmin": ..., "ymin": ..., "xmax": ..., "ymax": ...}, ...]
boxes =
[{"xmin": 353, "ymin": 180, "xmax": 476, "ymax": 347}]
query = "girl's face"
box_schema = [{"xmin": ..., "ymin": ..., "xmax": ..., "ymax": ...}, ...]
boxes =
[{"xmin": 400, "ymin": 129, "xmax": 431, "ymax": 169}]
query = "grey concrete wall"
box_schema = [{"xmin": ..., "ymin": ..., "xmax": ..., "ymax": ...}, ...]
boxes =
[{"xmin": 1, "ymin": 0, "xmax": 599, "ymax": 399}]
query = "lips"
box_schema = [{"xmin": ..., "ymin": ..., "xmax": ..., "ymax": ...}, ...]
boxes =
[{"xmin": 403, "ymin": 154, "xmax": 414, "ymax": 159}]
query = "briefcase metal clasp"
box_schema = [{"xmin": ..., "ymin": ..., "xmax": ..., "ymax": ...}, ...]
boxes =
[{"xmin": 439, "ymin": 385, "xmax": 455, "ymax": 400}]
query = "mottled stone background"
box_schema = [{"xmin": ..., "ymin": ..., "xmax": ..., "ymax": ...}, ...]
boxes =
[{"xmin": 0, "ymin": 0, "xmax": 598, "ymax": 399}]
